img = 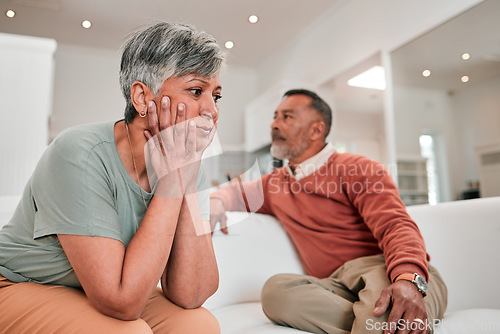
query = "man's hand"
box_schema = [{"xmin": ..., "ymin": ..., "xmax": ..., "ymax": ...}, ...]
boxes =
[
  {"xmin": 209, "ymin": 198, "xmax": 228, "ymax": 234},
  {"xmin": 373, "ymin": 280, "xmax": 428, "ymax": 334}
]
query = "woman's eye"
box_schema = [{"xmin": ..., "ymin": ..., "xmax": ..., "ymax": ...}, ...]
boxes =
[
  {"xmin": 213, "ymin": 94, "xmax": 222, "ymax": 103},
  {"xmin": 190, "ymin": 88, "xmax": 203, "ymax": 97}
]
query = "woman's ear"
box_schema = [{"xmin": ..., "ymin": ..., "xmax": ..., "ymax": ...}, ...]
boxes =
[{"xmin": 130, "ymin": 81, "xmax": 151, "ymax": 117}]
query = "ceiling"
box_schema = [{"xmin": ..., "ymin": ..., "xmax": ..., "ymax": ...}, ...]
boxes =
[
  {"xmin": 2, "ymin": 0, "xmax": 499, "ymax": 115},
  {"xmin": 0, "ymin": 0, "xmax": 339, "ymax": 68},
  {"xmin": 391, "ymin": 0, "xmax": 500, "ymax": 92},
  {"xmin": 327, "ymin": 0, "xmax": 500, "ymax": 115}
]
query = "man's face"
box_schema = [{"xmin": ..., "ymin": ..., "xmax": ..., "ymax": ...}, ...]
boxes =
[{"xmin": 270, "ymin": 94, "xmax": 318, "ymax": 160}]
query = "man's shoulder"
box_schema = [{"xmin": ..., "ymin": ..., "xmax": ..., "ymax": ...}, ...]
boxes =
[
  {"xmin": 326, "ymin": 152, "xmax": 387, "ymax": 178},
  {"xmin": 329, "ymin": 152, "xmax": 382, "ymax": 166}
]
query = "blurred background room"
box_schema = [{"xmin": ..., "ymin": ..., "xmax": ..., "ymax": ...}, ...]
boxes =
[{"xmin": 1, "ymin": 0, "xmax": 499, "ymax": 205}]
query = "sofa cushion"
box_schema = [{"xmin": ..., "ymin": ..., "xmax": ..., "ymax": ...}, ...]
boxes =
[
  {"xmin": 407, "ymin": 197, "xmax": 500, "ymax": 312},
  {"xmin": 434, "ymin": 308, "xmax": 500, "ymax": 334},
  {"xmin": 204, "ymin": 212, "xmax": 304, "ymax": 310},
  {"xmin": 212, "ymin": 302, "xmax": 311, "ymax": 333},
  {"xmin": 213, "ymin": 303, "xmax": 500, "ymax": 334}
]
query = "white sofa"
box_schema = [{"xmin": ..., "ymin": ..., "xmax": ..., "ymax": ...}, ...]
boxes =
[
  {"xmin": 205, "ymin": 197, "xmax": 500, "ymax": 334},
  {"xmin": 2, "ymin": 196, "xmax": 500, "ymax": 333}
]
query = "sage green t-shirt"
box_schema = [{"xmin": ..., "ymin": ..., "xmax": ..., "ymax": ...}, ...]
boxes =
[{"xmin": 0, "ymin": 121, "xmax": 209, "ymax": 288}]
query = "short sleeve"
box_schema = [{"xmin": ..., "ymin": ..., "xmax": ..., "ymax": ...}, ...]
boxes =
[{"xmin": 31, "ymin": 130, "xmax": 122, "ymax": 242}]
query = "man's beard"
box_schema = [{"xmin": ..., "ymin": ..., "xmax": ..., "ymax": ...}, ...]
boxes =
[{"xmin": 270, "ymin": 137, "xmax": 308, "ymax": 160}]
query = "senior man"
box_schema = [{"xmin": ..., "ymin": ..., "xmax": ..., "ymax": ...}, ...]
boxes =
[{"xmin": 210, "ymin": 89, "xmax": 447, "ymax": 334}]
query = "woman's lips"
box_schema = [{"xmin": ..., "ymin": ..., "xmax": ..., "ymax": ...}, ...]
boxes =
[{"xmin": 196, "ymin": 126, "xmax": 212, "ymax": 134}]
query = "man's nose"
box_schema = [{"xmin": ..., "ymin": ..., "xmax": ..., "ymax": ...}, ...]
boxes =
[{"xmin": 271, "ymin": 117, "xmax": 280, "ymax": 130}]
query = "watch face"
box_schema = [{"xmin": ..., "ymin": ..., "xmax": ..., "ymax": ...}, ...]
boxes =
[{"xmin": 415, "ymin": 275, "xmax": 429, "ymax": 293}]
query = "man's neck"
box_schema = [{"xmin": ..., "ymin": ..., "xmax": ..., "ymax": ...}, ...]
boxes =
[{"xmin": 288, "ymin": 142, "xmax": 327, "ymax": 172}]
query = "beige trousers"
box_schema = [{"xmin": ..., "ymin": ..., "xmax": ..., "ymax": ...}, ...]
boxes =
[
  {"xmin": 261, "ymin": 255, "xmax": 447, "ymax": 334},
  {"xmin": 0, "ymin": 275, "xmax": 220, "ymax": 334}
]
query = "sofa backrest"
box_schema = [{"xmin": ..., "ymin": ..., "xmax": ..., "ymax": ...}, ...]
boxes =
[
  {"xmin": 204, "ymin": 212, "xmax": 304, "ymax": 310},
  {"xmin": 407, "ymin": 197, "xmax": 500, "ymax": 312}
]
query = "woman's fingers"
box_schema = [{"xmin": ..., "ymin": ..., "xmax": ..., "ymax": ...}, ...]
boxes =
[
  {"xmin": 147, "ymin": 100, "xmax": 159, "ymax": 136},
  {"xmin": 186, "ymin": 120, "xmax": 196, "ymax": 156},
  {"xmin": 174, "ymin": 103, "xmax": 186, "ymax": 146},
  {"xmin": 159, "ymin": 96, "xmax": 171, "ymax": 130},
  {"xmin": 148, "ymin": 100, "xmax": 167, "ymax": 156}
]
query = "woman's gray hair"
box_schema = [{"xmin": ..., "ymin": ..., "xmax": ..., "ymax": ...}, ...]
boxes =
[{"xmin": 120, "ymin": 22, "xmax": 226, "ymax": 123}]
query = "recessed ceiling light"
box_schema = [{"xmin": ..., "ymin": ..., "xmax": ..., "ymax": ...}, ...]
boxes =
[
  {"xmin": 225, "ymin": 41, "xmax": 234, "ymax": 49},
  {"xmin": 347, "ymin": 66, "xmax": 386, "ymax": 90},
  {"xmin": 461, "ymin": 75, "xmax": 470, "ymax": 83},
  {"xmin": 422, "ymin": 70, "xmax": 431, "ymax": 77},
  {"xmin": 249, "ymin": 15, "xmax": 259, "ymax": 24},
  {"xmin": 5, "ymin": 9, "xmax": 16, "ymax": 18},
  {"xmin": 82, "ymin": 20, "xmax": 92, "ymax": 29},
  {"xmin": 462, "ymin": 53, "xmax": 471, "ymax": 60}
]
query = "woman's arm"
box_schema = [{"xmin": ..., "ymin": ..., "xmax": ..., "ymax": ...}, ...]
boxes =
[
  {"xmin": 58, "ymin": 98, "xmax": 199, "ymax": 321},
  {"xmin": 161, "ymin": 190, "xmax": 219, "ymax": 309},
  {"xmin": 58, "ymin": 181, "xmax": 183, "ymax": 321}
]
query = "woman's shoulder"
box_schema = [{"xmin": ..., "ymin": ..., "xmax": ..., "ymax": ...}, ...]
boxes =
[{"xmin": 50, "ymin": 121, "xmax": 116, "ymax": 156}]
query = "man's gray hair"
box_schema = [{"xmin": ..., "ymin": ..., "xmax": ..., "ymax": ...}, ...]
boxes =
[{"xmin": 120, "ymin": 22, "xmax": 226, "ymax": 123}]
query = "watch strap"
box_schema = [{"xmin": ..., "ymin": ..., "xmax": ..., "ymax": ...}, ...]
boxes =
[{"xmin": 394, "ymin": 273, "xmax": 416, "ymax": 283}]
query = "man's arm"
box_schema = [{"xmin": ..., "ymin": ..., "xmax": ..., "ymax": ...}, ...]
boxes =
[
  {"xmin": 345, "ymin": 157, "xmax": 430, "ymax": 334},
  {"xmin": 209, "ymin": 173, "xmax": 272, "ymax": 233}
]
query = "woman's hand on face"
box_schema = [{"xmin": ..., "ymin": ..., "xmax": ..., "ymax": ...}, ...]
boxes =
[{"xmin": 144, "ymin": 96, "xmax": 200, "ymax": 197}]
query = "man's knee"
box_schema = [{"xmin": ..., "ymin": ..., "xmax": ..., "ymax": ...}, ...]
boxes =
[{"xmin": 261, "ymin": 274, "xmax": 303, "ymax": 321}]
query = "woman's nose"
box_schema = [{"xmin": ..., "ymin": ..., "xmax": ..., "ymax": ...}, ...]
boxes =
[{"xmin": 200, "ymin": 96, "xmax": 219, "ymax": 122}]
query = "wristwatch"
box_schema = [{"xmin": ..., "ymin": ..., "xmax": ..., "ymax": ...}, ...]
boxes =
[{"xmin": 395, "ymin": 273, "xmax": 428, "ymax": 297}]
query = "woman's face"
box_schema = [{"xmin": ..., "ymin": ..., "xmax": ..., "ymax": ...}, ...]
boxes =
[{"xmin": 152, "ymin": 73, "xmax": 222, "ymax": 151}]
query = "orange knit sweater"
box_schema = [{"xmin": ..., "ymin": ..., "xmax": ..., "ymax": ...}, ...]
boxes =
[{"xmin": 211, "ymin": 152, "xmax": 430, "ymax": 282}]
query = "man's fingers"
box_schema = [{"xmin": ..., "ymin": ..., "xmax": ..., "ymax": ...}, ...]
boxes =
[
  {"xmin": 221, "ymin": 214, "xmax": 228, "ymax": 234},
  {"xmin": 385, "ymin": 306, "xmax": 404, "ymax": 334},
  {"xmin": 373, "ymin": 287, "xmax": 391, "ymax": 316}
]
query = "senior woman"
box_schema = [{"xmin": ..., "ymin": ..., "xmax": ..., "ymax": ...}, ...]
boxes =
[{"xmin": 0, "ymin": 22, "xmax": 224, "ymax": 333}]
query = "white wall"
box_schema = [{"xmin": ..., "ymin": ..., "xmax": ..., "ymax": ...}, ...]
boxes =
[
  {"xmin": 393, "ymin": 80, "xmax": 500, "ymax": 201},
  {"xmin": 50, "ymin": 44, "xmax": 125, "ymax": 140},
  {"xmin": 0, "ymin": 33, "xmax": 56, "ymax": 196},
  {"xmin": 254, "ymin": 0, "xmax": 483, "ymax": 92},
  {"xmin": 245, "ymin": 0, "xmax": 483, "ymax": 164},
  {"xmin": 454, "ymin": 76, "xmax": 500, "ymax": 182},
  {"xmin": 217, "ymin": 66, "xmax": 258, "ymax": 151},
  {"xmin": 393, "ymin": 86, "xmax": 457, "ymax": 201}
]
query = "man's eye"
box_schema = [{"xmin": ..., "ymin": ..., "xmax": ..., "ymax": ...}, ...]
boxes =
[
  {"xmin": 284, "ymin": 115, "xmax": 291, "ymax": 119},
  {"xmin": 213, "ymin": 94, "xmax": 222, "ymax": 103}
]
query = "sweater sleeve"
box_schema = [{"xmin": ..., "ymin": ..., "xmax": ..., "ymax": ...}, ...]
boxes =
[
  {"xmin": 343, "ymin": 156, "xmax": 430, "ymax": 282},
  {"xmin": 210, "ymin": 173, "xmax": 273, "ymax": 215}
]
